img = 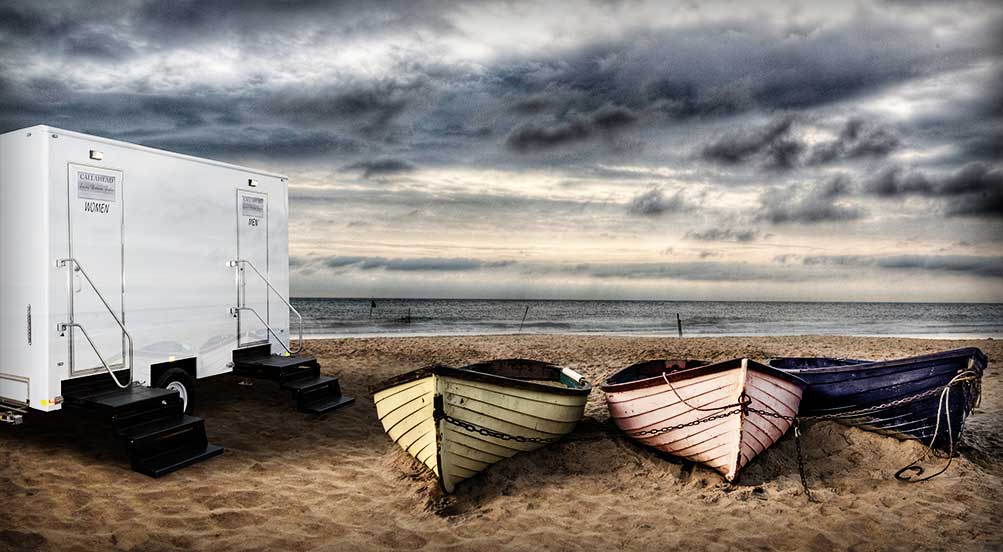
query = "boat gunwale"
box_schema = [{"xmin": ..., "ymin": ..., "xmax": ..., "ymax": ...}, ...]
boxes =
[
  {"xmin": 370, "ymin": 359, "xmax": 593, "ymax": 396},
  {"xmin": 766, "ymin": 347, "xmax": 987, "ymax": 377},
  {"xmin": 600, "ymin": 357, "xmax": 807, "ymax": 394}
]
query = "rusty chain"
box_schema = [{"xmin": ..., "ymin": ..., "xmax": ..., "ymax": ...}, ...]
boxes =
[
  {"xmin": 797, "ymin": 386, "xmax": 946, "ymax": 421},
  {"xmin": 626, "ymin": 398, "xmax": 815, "ymax": 500},
  {"xmin": 627, "ymin": 407, "xmax": 746, "ymax": 437},
  {"xmin": 435, "ymin": 412, "xmax": 562, "ymax": 444}
]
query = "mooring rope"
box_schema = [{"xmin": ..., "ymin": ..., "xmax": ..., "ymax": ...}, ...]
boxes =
[
  {"xmin": 658, "ymin": 371, "xmax": 813, "ymax": 500},
  {"xmin": 626, "ymin": 362, "xmax": 982, "ymax": 498},
  {"xmin": 893, "ymin": 368, "xmax": 981, "ymax": 482},
  {"xmin": 661, "ymin": 371, "xmax": 752, "ymax": 414}
]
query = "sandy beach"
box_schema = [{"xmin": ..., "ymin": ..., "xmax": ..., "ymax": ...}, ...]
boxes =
[{"xmin": 1, "ymin": 335, "xmax": 1000, "ymax": 552}]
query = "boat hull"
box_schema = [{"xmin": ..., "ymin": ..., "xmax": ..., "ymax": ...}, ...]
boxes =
[
  {"xmin": 768, "ymin": 348, "xmax": 987, "ymax": 450},
  {"xmin": 602, "ymin": 359, "xmax": 806, "ymax": 481},
  {"xmin": 372, "ymin": 360, "xmax": 591, "ymax": 492}
]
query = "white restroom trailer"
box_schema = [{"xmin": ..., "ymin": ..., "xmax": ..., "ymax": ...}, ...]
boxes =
[{"xmin": 0, "ymin": 125, "xmax": 351, "ymax": 475}]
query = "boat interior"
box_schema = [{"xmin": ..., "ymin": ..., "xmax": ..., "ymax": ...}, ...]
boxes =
[
  {"xmin": 604, "ymin": 359, "xmax": 711, "ymax": 385},
  {"xmin": 768, "ymin": 357, "xmax": 871, "ymax": 370}
]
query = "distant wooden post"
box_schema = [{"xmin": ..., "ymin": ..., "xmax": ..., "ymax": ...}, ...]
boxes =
[
  {"xmin": 369, "ymin": 299, "xmax": 376, "ymax": 319},
  {"xmin": 519, "ymin": 305, "xmax": 530, "ymax": 333},
  {"xmin": 676, "ymin": 313, "xmax": 683, "ymax": 337}
]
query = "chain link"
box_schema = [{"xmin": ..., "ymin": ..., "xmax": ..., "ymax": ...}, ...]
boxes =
[
  {"xmin": 792, "ymin": 422, "xmax": 814, "ymax": 502},
  {"xmin": 628, "ymin": 408, "xmax": 746, "ymax": 437},
  {"xmin": 626, "ymin": 400, "xmax": 814, "ymax": 499},
  {"xmin": 798, "ymin": 386, "xmax": 945, "ymax": 421},
  {"xmin": 436, "ymin": 413, "xmax": 562, "ymax": 444}
]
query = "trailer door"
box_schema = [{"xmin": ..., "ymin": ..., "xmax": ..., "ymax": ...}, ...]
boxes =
[
  {"xmin": 236, "ymin": 190, "xmax": 269, "ymax": 347},
  {"xmin": 67, "ymin": 164, "xmax": 125, "ymax": 376}
]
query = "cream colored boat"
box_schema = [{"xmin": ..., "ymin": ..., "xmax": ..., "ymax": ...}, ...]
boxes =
[{"xmin": 372, "ymin": 359, "xmax": 592, "ymax": 493}]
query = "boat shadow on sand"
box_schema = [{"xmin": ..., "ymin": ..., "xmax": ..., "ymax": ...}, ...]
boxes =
[{"xmin": 385, "ymin": 409, "xmax": 999, "ymax": 517}]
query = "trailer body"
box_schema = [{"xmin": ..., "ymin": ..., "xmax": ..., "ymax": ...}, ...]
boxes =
[{"xmin": 0, "ymin": 125, "xmax": 292, "ymax": 412}]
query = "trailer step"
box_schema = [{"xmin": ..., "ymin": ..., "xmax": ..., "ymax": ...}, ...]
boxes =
[
  {"xmin": 132, "ymin": 444, "xmax": 224, "ymax": 478},
  {"xmin": 120, "ymin": 412, "xmax": 221, "ymax": 477},
  {"xmin": 233, "ymin": 352, "xmax": 354, "ymax": 414},
  {"xmin": 60, "ymin": 377, "xmax": 222, "ymax": 477},
  {"xmin": 300, "ymin": 394, "xmax": 356, "ymax": 415},
  {"xmin": 119, "ymin": 414, "xmax": 204, "ymax": 445},
  {"xmin": 280, "ymin": 374, "xmax": 338, "ymax": 392},
  {"xmin": 64, "ymin": 385, "xmax": 180, "ymax": 414},
  {"xmin": 282, "ymin": 374, "xmax": 356, "ymax": 413}
]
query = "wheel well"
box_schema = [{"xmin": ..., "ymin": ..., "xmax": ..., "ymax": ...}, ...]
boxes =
[{"xmin": 151, "ymin": 357, "xmax": 197, "ymax": 385}]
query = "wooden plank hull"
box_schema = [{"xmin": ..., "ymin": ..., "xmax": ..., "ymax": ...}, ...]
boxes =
[
  {"xmin": 768, "ymin": 348, "xmax": 987, "ymax": 450},
  {"xmin": 373, "ymin": 360, "xmax": 591, "ymax": 493},
  {"xmin": 602, "ymin": 358, "xmax": 806, "ymax": 481}
]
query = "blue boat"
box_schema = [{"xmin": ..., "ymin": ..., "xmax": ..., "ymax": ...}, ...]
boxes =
[{"xmin": 768, "ymin": 348, "xmax": 986, "ymax": 452}]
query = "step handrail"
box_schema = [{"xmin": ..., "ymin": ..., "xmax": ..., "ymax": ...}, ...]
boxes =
[
  {"xmin": 228, "ymin": 259, "xmax": 303, "ymax": 353},
  {"xmin": 56, "ymin": 257, "xmax": 133, "ymax": 389},
  {"xmin": 57, "ymin": 322, "xmax": 130, "ymax": 389},
  {"xmin": 229, "ymin": 306, "xmax": 296, "ymax": 355}
]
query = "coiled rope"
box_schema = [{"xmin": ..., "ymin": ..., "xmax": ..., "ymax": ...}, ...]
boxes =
[{"xmin": 893, "ymin": 367, "xmax": 982, "ymax": 482}]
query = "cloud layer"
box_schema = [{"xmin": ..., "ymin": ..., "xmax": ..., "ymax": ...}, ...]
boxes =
[{"xmin": 2, "ymin": 0, "xmax": 1000, "ymax": 301}]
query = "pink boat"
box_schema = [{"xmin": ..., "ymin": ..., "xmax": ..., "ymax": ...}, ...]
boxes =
[{"xmin": 602, "ymin": 358, "xmax": 807, "ymax": 481}]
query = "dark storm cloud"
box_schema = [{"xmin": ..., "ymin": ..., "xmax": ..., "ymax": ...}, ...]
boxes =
[
  {"xmin": 296, "ymin": 255, "xmax": 819, "ymax": 282},
  {"xmin": 488, "ymin": 12, "xmax": 990, "ymax": 139},
  {"xmin": 801, "ymin": 254, "xmax": 1003, "ymax": 278},
  {"xmin": 865, "ymin": 162, "xmax": 1003, "ymax": 217},
  {"xmin": 700, "ymin": 116, "xmax": 803, "ymax": 170},
  {"xmin": 298, "ymin": 251, "xmax": 1003, "ymax": 285},
  {"xmin": 760, "ymin": 175, "xmax": 863, "ymax": 224},
  {"xmin": 508, "ymin": 94, "xmax": 552, "ymax": 114},
  {"xmin": 132, "ymin": 0, "xmax": 456, "ymax": 44},
  {"xmin": 806, "ymin": 118, "xmax": 900, "ymax": 165},
  {"xmin": 313, "ymin": 255, "xmax": 515, "ymax": 272},
  {"xmin": 262, "ymin": 80, "xmax": 425, "ymax": 137},
  {"xmin": 626, "ymin": 188, "xmax": 686, "ymax": 216},
  {"xmin": 685, "ymin": 228, "xmax": 760, "ymax": 242},
  {"xmin": 1, "ymin": 1, "xmax": 996, "ymax": 174},
  {"xmin": 867, "ymin": 163, "xmax": 1002, "ymax": 197},
  {"xmin": 701, "ymin": 116, "xmax": 899, "ymax": 170},
  {"xmin": 505, "ymin": 104, "xmax": 638, "ymax": 152},
  {"xmin": 344, "ymin": 158, "xmax": 416, "ymax": 178},
  {"xmin": 0, "ymin": 2, "xmax": 134, "ymax": 60},
  {"xmin": 146, "ymin": 127, "xmax": 360, "ymax": 159},
  {"xmin": 944, "ymin": 190, "xmax": 1003, "ymax": 218},
  {"xmin": 290, "ymin": 183, "xmax": 603, "ymax": 214},
  {"xmin": 0, "ymin": 75, "xmax": 236, "ymax": 128},
  {"xmin": 571, "ymin": 261, "xmax": 803, "ymax": 281}
]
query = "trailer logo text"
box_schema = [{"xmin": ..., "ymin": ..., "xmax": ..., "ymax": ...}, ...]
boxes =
[{"xmin": 76, "ymin": 170, "xmax": 117, "ymax": 202}]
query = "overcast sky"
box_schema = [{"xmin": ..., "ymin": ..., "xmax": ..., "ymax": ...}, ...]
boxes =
[{"xmin": 2, "ymin": 0, "xmax": 1000, "ymax": 301}]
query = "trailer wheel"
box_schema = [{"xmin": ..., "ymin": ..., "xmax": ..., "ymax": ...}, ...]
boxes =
[{"xmin": 155, "ymin": 368, "xmax": 195, "ymax": 414}]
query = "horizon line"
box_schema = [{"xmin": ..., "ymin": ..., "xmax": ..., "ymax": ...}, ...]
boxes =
[{"xmin": 289, "ymin": 296, "xmax": 1003, "ymax": 306}]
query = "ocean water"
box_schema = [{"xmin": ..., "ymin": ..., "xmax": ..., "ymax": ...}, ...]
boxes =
[{"xmin": 290, "ymin": 298, "xmax": 1003, "ymax": 339}]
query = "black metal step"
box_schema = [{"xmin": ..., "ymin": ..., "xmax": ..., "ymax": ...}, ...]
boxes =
[
  {"xmin": 61, "ymin": 380, "xmax": 222, "ymax": 477},
  {"xmin": 119, "ymin": 413, "xmax": 221, "ymax": 477},
  {"xmin": 119, "ymin": 414, "xmax": 204, "ymax": 448},
  {"xmin": 232, "ymin": 352, "xmax": 354, "ymax": 415},
  {"xmin": 132, "ymin": 444, "xmax": 224, "ymax": 478},
  {"xmin": 235, "ymin": 353, "xmax": 317, "ymax": 371},
  {"xmin": 63, "ymin": 385, "xmax": 180, "ymax": 414},
  {"xmin": 280, "ymin": 374, "xmax": 337, "ymax": 393},
  {"xmin": 300, "ymin": 394, "xmax": 356, "ymax": 415},
  {"xmin": 283, "ymin": 375, "xmax": 355, "ymax": 414}
]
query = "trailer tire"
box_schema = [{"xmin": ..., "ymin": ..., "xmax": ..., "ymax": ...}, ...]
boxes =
[{"xmin": 155, "ymin": 368, "xmax": 195, "ymax": 415}]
